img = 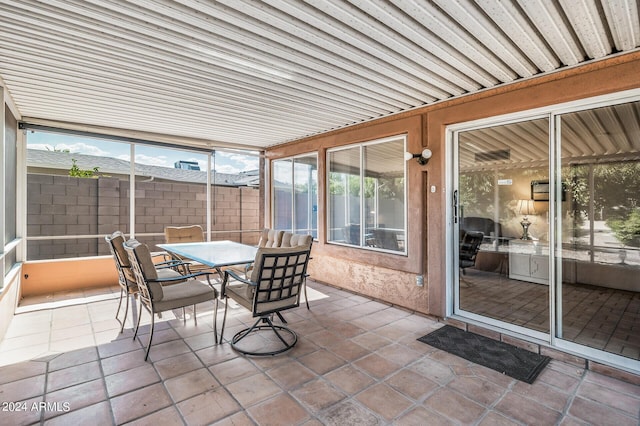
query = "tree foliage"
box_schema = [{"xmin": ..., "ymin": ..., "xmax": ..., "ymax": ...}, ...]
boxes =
[{"xmin": 69, "ymin": 159, "xmax": 100, "ymax": 178}]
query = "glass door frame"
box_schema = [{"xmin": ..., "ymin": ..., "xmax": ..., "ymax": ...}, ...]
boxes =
[
  {"xmin": 445, "ymin": 88, "xmax": 640, "ymax": 373},
  {"xmin": 448, "ymin": 112, "xmax": 553, "ymax": 344}
]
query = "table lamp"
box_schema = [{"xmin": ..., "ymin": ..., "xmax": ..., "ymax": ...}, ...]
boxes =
[{"xmin": 517, "ymin": 199, "xmax": 536, "ymax": 240}]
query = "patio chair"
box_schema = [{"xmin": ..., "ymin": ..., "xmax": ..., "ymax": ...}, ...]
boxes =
[
  {"xmin": 280, "ymin": 232, "xmax": 313, "ymax": 309},
  {"xmin": 231, "ymin": 228, "xmax": 284, "ymax": 278},
  {"xmin": 219, "ymin": 245, "xmax": 311, "ymax": 356},
  {"xmin": 105, "ymin": 231, "xmax": 188, "ymax": 333},
  {"xmin": 258, "ymin": 228, "xmax": 284, "ymax": 247},
  {"xmin": 164, "ymin": 225, "xmax": 213, "ymax": 274},
  {"xmin": 124, "ymin": 238, "xmax": 219, "ymax": 360}
]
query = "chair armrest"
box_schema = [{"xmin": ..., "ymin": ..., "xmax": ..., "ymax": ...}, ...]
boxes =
[
  {"xmin": 222, "ymin": 269, "xmax": 255, "ymax": 296},
  {"xmin": 150, "ymin": 270, "xmax": 217, "ymax": 284},
  {"xmin": 154, "ymin": 259, "xmax": 190, "ymax": 269}
]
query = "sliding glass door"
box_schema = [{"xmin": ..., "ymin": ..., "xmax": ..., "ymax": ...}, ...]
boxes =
[
  {"xmin": 556, "ymin": 102, "xmax": 640, "ymax": 362},
  {"xmin": 454, "ymin": 117, "xmax": 551, "ymax": 338},
  {"xmin": 451, "ymin": 94, "xmax": 640, "ymax": 367}
]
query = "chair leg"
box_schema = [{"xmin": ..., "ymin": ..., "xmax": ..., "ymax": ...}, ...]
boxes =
[
  {"xmin": 144, "ymin": 313, "xmax": 155, "ymax": 361},
  {"xmin": 276, "ymin": 312, "xmax": 287, "ymax": 324},
  {"xmin": 213, "ymin": 298, "xmax": 219, "ymax": 344},
  {"xmin": 115, "ymin": 287, "xmax": 126, "ymax": 333},
  {"xmin": 303, "ymin": 278, "xmax": 310, "ymax": 310},
  {"xmin": 133, "ymin": 300, "xmax": 143, "ymax": 340},
  {"xmin": 220, "ymin": 296, "xmax": 228, "ymax": 343}
]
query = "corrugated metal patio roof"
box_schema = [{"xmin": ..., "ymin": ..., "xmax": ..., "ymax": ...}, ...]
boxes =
[{"xmin": 0, "ymin": 1, "xmax": 638, "ymax": 150}]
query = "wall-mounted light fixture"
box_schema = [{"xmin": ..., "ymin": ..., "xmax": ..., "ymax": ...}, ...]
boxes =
[{"xmin": 404, "ymin": 148, "xmax": 432, "ymax": 165}]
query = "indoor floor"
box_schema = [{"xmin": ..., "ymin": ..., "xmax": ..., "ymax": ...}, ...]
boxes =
[
  {"xmin": 460, "ymin": 269, "xmax": 640, "ymax": 360},
  {"xmin": 0, "ymin": 281, "xmax": 639, "ymax": 425}
]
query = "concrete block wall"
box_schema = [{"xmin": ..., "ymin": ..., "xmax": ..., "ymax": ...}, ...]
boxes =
[{"xmin": 27, "ymin": 174, "xmax": 261, "ymax": 259}]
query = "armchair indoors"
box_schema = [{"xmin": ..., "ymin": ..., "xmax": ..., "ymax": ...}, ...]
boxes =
[
  {"xmin": 123, "ymin": 239, "xmax": 219, "ymax": 360},
  {"xmin": 459, "ymin": 231, "xmax": 484, "ymax": 277},
  {"xmin": 220, "ymin": 245, "xmax": 311, "ymax": 356},
  {"xmin": 105, "ymin": 231, "xmax": 187, "ymax": 333}
]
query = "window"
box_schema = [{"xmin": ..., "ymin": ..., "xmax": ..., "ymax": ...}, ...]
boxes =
[
  {"xmin": 272, "ymin": 154, "xmax": 318, "ymax": 238},
  {"xmin": 328, "ymin": 136, "xmax": 406, "ymax": 253}
]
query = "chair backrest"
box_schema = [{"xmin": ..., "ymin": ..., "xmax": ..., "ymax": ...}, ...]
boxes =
[
  {"xmin": 459, "ymin": 231, "xmax": 484, "ymax": 265},
  {"xmin": 123, "ymin": 239, "xmax": 164, "ymax": 302},
  {"xmin": 280, "ymin": 232, "xmax": 313, "ymax": 249},
  {"xmin": 258, "ymin": 228, "xmax": 284, "ymax": 248},
  {"xmin": 249, "ymin": 246, "xmax": 311, "ymax": 316},
  {"xmin": 105, "ymin": 231, "xmax": 136, "ymax": 284},
  {"xmin": 371, "ymin": 228, "xmax": 399, "ymax": 251},
  {"xmin": 164, "ymin": 225, "xmax": 205, "ymax": 243}
]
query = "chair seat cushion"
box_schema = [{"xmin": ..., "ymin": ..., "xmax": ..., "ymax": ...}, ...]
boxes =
[
  {"xmin": 153, "ymin": 280, "xmax": 217, "ymax": 312},
  {"xmin": 226, "ymin": 283, "xmax": 298, "ymax": 316},
  {"xmin": 226, "ymin": 283, "xmax": 253, "ymax": 310}
]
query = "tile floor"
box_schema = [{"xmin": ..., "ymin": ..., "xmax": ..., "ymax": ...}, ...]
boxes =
[
  {"xmin": 1, "ymin": 281, "xmax": 639, "ymax": 425},
  {"xmin": 460, "ymin": 269, "xmax": 640, "ymax": 359}
]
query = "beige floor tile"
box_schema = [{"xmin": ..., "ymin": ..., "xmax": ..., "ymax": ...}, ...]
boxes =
[
  {"xmin": 105, "ymin": 363, "xmax": 160, "ymax": 397},
  {"xmin": 266, "ymin": 361, "xmax": 316, "ymax": 390},
  {"xmin": 394, "ymin": 406, "xmax": 455, "ymax": 426},
  {"xmin": 423, "ymin": 388, "xmax": 487, "ymax": 424},
  {"xmin": 298, "ymin": 349, "xmax": 346, "ymax": 375},
  {"xmin": 154, "ymin": 351, "xmax": 204, "ymax": 380},
  {"xmin": 226, "ymin": 373, "xmax": 282, "ymax": 407},
  {"xmin": 385, "ymin": 369, "xmax": 439, "ymax": 401},
  {"xmin": 291, "ymin": 379, "xmax": 346, "ymax": 413},
  {"xmin": 46, "ymin": 361, "xmax": 102, "ymax": 393},
  {"xmin": 0, "ymin": 374, "xmax": 46, "ymax": 402},
  {"xmin": 44, "ymin": 378, "xmax": 107, "ymax": 420},
  {"xmin": 325, "ymin": 365, "xmax": 375, "ymax": 394},
  {"xmin": 447, "ymin": 376, "xmax": 507, "ymax": 406},
  {"xmin": 110, "ymin": 383, "xmax": 173, "ymax": 424},
  {"xmin": 177, "ymin": 388, "xmax": 241, "ymax": 425},
  {"xmin": 125, "ymin": 405, "xmax": 184, "ymax": 426},
  {"xmin": 246, "ymin": 393, "xmax": 310, "ymax": 425},
  {"xmin": 356, "ymin": 383, "xmax": 413, "ymax": 421},
  {"xmin": 319, "ymin": 400, "xmax": 381, "ymax": 425},
  {"xmin": 353, "ymin": 353, "xmax": 401, "ymax": 379},
  {"xmin": 164, "ymin": 368, "xmax": 220, "ymax": 403},
  {"xmin": 494, "ymin": 392, "xmax": 562, "ymax": 425},
  {"xmin": 209, "ymin": 356, "xmax": 260, "ymax": 385},
  {"xmin": 0, "ymin": 360, "xmax": 47, "ymax": 385},
  {"xmin": 47, "ymin": 346, "xmax": 99, "ymax": 372},
  {"xmin": 40, "ymin": 401, "xmax": 114, "ymax": 426}
]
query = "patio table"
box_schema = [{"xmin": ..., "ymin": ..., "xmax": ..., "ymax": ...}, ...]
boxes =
[{"xmin": 157, "ymin": 240, "xmax": 258, "ymax": 277}]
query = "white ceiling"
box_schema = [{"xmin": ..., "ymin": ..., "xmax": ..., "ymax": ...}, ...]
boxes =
[{"xmin": 0, "ymin": 0, "xmax": 638, "ymax": 150}]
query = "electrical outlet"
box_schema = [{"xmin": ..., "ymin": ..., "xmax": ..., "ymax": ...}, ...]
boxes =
[{"xmin": 416, "ymin": 275, "xmax": 424, "ymax": 287}]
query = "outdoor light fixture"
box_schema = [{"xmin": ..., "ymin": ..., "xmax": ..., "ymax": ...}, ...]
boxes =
[
  {"xmin": 517, "ymin": 199, "xmax": 536, "ymax": 240},
  {"xmin": 404, "ymin": 148, "xmax": 432, "ymax": 165}
]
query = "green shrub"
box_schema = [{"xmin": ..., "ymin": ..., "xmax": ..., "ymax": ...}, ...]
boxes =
[{"xmin": 607, "ymin": 209, "xmax": 640, "ymax": 247}]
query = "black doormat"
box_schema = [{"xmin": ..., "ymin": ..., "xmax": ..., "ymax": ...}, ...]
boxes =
[{"xmin": 417, "ymin": 325, "xmax": 550, "ymax": 384}]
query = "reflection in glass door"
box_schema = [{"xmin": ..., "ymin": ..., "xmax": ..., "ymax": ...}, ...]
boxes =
[
  {"xmin": 557, "ymin": 101, "xmax": 640, "ymax": 361},
  {"xmin": 455, "ymin": 117, "xmax": 551, "ymax": 336}
]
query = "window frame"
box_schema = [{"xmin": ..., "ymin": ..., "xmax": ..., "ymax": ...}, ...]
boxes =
[
  {"xmin": 326, "ymin": 134, "xmax": 408, "ymax": 255},
  {"xmin": 270, "ymin": 152, "xmax": 319, "ymax": 239}
]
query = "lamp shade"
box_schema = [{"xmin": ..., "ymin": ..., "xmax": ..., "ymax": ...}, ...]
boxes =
[{"xmin": 517, "ymin": 199, "xmax": 536, "ymax": 216}]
